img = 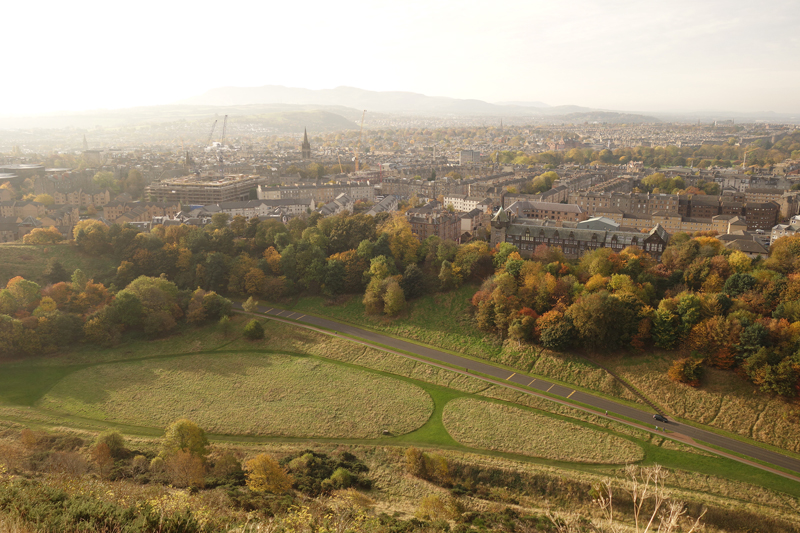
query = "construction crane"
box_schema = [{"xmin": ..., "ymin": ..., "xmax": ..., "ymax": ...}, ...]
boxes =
[
  {"xmin": 207, "ymin": 119, "xmax": 218, "ymax": 147},
  {"xmin": 743, "ymin": 147, "xmax": 759, "ymax": 169},
  {"xmin": 220, "ymin": 115, "xmax": 228, "ymax": 147},
  {"xmin": 354, "ymin": 110, "xmax": 366, "ymax": 172}
]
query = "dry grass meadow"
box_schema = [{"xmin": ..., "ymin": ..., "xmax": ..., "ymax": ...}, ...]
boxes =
[
  {"xmin": 36, "ymin": 352, "xmax": 433, "ymax": 439},
  {"xmin": 442, "ymin": 398, "xmax": 644, "ymax": 464},
  {"xmin": 603, "ymin": 353, "xmax": 800, "ymax": 453}
]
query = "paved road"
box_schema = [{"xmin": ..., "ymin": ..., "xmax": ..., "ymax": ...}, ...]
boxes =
[{"xmin": 247, "ymin": 305, "xmax": 800, "ymax": 478}]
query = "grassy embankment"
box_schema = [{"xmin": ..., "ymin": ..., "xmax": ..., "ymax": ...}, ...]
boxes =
[
  {"xmin": 283, "ymin": 287, "xmax": 641, "ymax": 403},
  {"xmin": 278, "ymin": 288, "xmax": 800, "ymax": 457},
  {"xmin": 0, "ymin": 243, "xmax": 116, "ymax": 287},
  {"xmin": 1, "ymin": 315, "xmax": 799, "ymax": 503}
]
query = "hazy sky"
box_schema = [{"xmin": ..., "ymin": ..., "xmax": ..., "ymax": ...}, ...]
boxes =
[{"xmin": 5, "ymin": 0, "xmax": 799, "ymax": 115}]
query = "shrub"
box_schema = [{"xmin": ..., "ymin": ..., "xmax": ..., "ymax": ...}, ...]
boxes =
[
  {"xmin": 149, "ymin": 456, "xmax": 165, "ymax": 473},
  {"xmin": 243, "ymin": 319, "xmax": 265, "ymax": 340},
  {"xmin": 667, "ymin": 355, "xmax": 704, "ymax": 386},
  {"xmin": 131, "ymin": 455, "xmax": 149, "ymax": 474},
  {"xmin": 242, "ymin": 296, "xmax": 259, "ymax": 313},
  {"xmin": 95, "ymin": 430, "xmax": 126, "ymax": 459},
  {"xmin": 166, "ymin": 450, "xmax": 206, "ymax": 488},
  {"xmin": 244, "ymin": 453, "xmax": 292, "ymax": 494},
  {"xmin": 219, "ymin": 315, "xmax": 232, "ymax": 337}
]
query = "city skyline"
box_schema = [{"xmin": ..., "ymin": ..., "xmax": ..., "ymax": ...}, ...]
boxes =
[{"xmin": 4, "ymin": 0, "xmax": 800, "ymax": 116}]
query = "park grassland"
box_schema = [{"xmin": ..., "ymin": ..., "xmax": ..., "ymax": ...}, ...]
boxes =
[
  {"xmin": 282, "ymin": 289, "xmax": 800, "ymax": 455},
  {"xmin": 443, "ymin": 397, "xmax": 645, "ymax": 463},
  {"xmin": 2, "ymin": 314, "xmax": 800, "ymax": 511},
  {"xmin": 284, "ymin": 288, "xmax": 641, "ymax": 403},
  {"xmin": 0, "ymin": 243, "xmax": 116, "ymax": 287},
  {"xmin": 36, "ymin": 353, "xmax": 434, "ymax": 439},
  {"xmin": 604, "ymin": 353, "xmax": 800, "ymax": 454}
]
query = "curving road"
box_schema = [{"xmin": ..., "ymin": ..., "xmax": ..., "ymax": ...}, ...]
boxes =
[{"xmin": 242, "ymin": 304, "xmax": 800, "ymax": 481}]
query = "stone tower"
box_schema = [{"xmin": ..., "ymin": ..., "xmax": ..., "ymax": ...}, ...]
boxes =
[
  {"xmin": 301, "ymin": 128, "xmax": 311, "ymax": 159},
  {"xmin": 490, "ymin": 206, "xmax": 511, "ymax": 248}
]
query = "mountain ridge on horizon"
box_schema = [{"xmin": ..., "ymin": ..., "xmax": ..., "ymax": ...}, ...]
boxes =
[{"xmin": 179, "ymin": 84, "xmax": 605, "ymax": 118}]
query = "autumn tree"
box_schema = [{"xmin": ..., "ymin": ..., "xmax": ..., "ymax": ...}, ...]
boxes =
[
  {"xmin": 161, "ymin": 419, "xmax": 209, "ymax": 459},
  {"xmin": 383, "ymin": 279, "xmax": 406, "ymax": 317},
  {"xmin": 242, "ymin": 296, "xmax": 259, "ymax": 313},
  {"xmin": 22, "ymin": 226, "xmax": 63, "ymax": 244},
  {"xmin": 244, "ymin": 453, "xmax": 293, "ymax": 493},
  {"xmin": 166, "ymin": 450, "xmax": 207, "ymax": 488},
  {"xmin": 667, "ymin": 356, "xmax": 704, "ymax": 386},
  {"xmin": 91, "ymin": 442, "xmax": 114, "ymax": 479}
]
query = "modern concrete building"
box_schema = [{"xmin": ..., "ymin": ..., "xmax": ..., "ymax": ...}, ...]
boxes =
[{"xmin": 146, "ymin": 174, "xmax": 264, "ymax": 204}]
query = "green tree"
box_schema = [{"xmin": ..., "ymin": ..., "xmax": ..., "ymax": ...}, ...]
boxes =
[
  {"xmin": 383, "ymin": 279, "xmax": 406, "ymax": 317},
  {"xmin": 161, "ymin": 419, "xmax": 209, "ymax": 458},
  {"xmin": 210, "ymin": 212, "xmax": 231, "ymax": 230},
  {"xmin": 242, "ymin": 296, "xmax": 259, "ymax": 313},
  {"xmin": 93, "ymin": 171, "xmax": 119, "ymax": 193},
  {"xmin": 219, "ymin": 315, "xmax": 232, "ymax": 338},
  {"xmin": 43, "ymin": 259, "xmax": 69, "ymax": 284},
  {"xmin": 566, "ymin": 292, "xmax": 621, "ymax": 350},
  {"xmin": 400, "ymin": 264, "xmax": 425, "ymax": 300},
  {"xmin": 244, "ymin": 319, "xmax": 265, "ymax": 340},
  {"xmin": 95, "ymin": 430, "xmax": 126, "ymax": 459},
  {"xmin": 6, "ymin": 277, "xmax": 41, "ymax": 310},
  {"xmin": 123, "ymin": 168, "xmax": 145, "ymax": 198}
]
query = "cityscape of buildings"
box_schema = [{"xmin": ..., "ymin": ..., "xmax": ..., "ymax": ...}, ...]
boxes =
[{"xmin": 1, "ymin": 120, "xmax": 799, "ymax": 257}]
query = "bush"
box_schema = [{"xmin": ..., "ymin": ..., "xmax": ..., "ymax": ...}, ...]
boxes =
[
  {"xmin": 95, "ymin": 430, "xmax": 126, "ymax": 459},
  {"xmin": 243, "ymin": 319, "xmax": 265, "ymax": 340},
  {"xmin": 667, "ymin": 355, "xmax": 704, "ymax": 386}
]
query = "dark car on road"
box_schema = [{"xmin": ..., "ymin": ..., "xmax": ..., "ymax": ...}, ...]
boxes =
[{"xmin": 653, "ymin": 414, "xmax": 669, "ymax": 423}]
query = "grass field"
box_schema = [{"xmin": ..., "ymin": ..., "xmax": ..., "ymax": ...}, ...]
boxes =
[
  {"xmin": 281, "ymin": 290, "xmax": 644, "ymax": 403},
  {"xmin": 603, "ymin": 353, "xmax": 800, "ymax": 453},
  {"xmin": 288, "ymin": 286, "xmax": 502, "ymax": 359},
  {"xmin": 2, "ymin": 314, "xmax": 800, "ymax": 501},
  {"xmin": 36, "ymin": 352, "xmax": 434, "ymax": 439},
  {"xmin": 442, "ymin": 398, "xmax": 644, "ymax": 464},
  {"xmin": 0, "ymin": 243, "xmax": 117, "ymax": 287}
]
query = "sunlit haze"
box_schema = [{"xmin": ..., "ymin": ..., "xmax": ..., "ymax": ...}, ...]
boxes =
[{"xmin": 5, "ymin": 0, "xmax": 800, "ymax": 116}]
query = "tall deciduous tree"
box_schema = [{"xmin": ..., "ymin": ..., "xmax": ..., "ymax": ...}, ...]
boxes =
[
  {"xmin": 244, "ymin": 453, "xmax": 293, "ymax": 493},
  {"xmin": 160, "ymin": 419, "xmax": 209, "ymax": 459}
]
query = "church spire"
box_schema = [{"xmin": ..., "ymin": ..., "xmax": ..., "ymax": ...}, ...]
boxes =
[{"xmin": 301, "ymin": 127, "xmax": 311, "ymax": 159}]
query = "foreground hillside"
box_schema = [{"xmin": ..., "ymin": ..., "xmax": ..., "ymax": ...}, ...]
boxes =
[{"xmin": 1, "ymin": 315, "xmax": 800, "ymax": 532}]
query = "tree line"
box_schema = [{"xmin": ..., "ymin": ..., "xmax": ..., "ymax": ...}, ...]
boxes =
[
  {"xmin": 472, "ymin": 232, "xmax": 800, "ymax": 397},
  {"xmin": 7, "ymin": 206, "xmax": 800, "ymax": 397}
]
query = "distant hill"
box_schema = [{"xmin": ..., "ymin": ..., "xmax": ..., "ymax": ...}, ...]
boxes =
[
  {"xmin": 554, "ymin": 111, "xmax": 663, "ymax": 124},
  {"xmin": 179, "ymin": 85, "xmax": 670, "ymax": 124},
  {"xmin": 495, "ymin": 100, "xmax": 550, "ymax": 108},
  {"xmin": 239, "ymin": 109, "xmax": 358, "ymax": 132},
  {"xmin": 0, "ymin": 104, "xmax": 360, "ymax": 132},
  {"xmin": 181, "ymin": 85, "xmax": 585, "ymax": 117}
]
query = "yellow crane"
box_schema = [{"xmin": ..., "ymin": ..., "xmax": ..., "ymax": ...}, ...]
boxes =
[
  {"xmin": 354, "ymin": 110, "xmax": 366, "ymax": 172},
  {"xmin": 742, "ymin": 147, "xmax": 759, "ymax": 169}
]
